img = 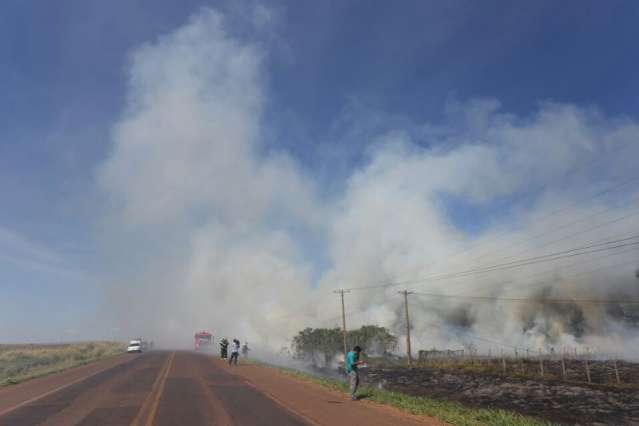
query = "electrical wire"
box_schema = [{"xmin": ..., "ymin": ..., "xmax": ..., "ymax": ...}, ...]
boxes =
[
  {"xmin": 345, "ymin": 235, "xmax": 639, "ymax": 291},
  {"xmin": 410, "ymin": 291, "xmax": 639, "ymax": 305}
]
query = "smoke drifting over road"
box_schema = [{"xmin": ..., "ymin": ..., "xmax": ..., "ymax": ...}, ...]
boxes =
[{"xmin": 98, "ymin": 8, "xmax": 639, "ymax": 356}]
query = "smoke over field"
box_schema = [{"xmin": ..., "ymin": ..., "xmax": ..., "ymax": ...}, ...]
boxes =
[{"xmin": 97, "ymin": 8, "xmax": 639, "ymax": 356}]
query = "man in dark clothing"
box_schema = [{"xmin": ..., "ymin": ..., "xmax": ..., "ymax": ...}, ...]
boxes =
[{"xmin": 220, "ymin": 338, "xmax": 229, "ymax": 359}]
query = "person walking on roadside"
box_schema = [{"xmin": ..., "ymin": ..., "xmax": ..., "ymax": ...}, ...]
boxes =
[
  {"xmin": 345, "ymin": 345, "xmax": 364, "ymax": 400},
  {"xmin": 229, "ymin": 339, "xmax": 240, "ymax": 366}
]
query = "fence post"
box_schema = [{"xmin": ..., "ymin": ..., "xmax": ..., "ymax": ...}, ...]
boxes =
[
  {"xmin": 538, "ymin": 349, "xmax": 544, "ymax": 378},
  {"xmin": 501, "ymin": 350, "xmax": 507, "ymax": 375},
  {"xmin": 516, "ymin": 349, "xmax": 525, "ymax": 375},
  {"xmin": 613, "ymin": 359, "xmax": 621, "ymax": 385},
  {"xmin": 585, "ymin": 350, "xmax": 592, "ymax": 384},
  {"xmin": 561, "ymin": 355, "xmax": 567, "ymax": 380}
]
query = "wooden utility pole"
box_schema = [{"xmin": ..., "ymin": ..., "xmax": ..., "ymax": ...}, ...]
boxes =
[
  {"xmin": 399, "ymin": 290, "xmax": 414, "ymax": 368},
  {"xmin": 333, "ymin": 289, "xmax": 350, "ymax": 360}
]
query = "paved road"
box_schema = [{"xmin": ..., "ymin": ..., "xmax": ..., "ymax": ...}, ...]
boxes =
[{"xmin": 0, "ymin": 351, "xmax": 308, "ymax": 426}]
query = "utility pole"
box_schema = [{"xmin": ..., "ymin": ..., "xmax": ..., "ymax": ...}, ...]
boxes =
[
  {"xmin": 333, "ymin": 289, "xmax": 351, "ymax": 360},
  {"xmin": 399, "ymin": 290, "xmax": 414, "ymax": 368}
]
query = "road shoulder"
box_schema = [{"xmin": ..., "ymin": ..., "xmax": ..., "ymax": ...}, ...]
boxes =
[
  {"xmin": 213, "ymin": 358, "xmax": 444, "ymax": 426},
  {"xmin": 0, "ymin": 353, "xmax": 133, "ymax": 416}
]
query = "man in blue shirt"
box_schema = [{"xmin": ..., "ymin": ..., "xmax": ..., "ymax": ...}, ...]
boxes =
[{"xmin": 345, "ymin": 346, "xmax": 363, "ymax": 400}]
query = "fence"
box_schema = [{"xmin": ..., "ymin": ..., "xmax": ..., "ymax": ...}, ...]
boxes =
[
  {"xmin": 418, "ymin": 349, "xmax": 465, "ymax": 360},
  {"xmin": 415, "ymin": 347, "xmax": 629, "ymax": 386}
]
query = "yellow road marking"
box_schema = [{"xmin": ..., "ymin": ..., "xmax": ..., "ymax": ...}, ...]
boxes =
[
  {"xmin": 145, "ymin": 351, "xmax": 174, "ymax": 426},
  {"xmin": 130, "ymin": 351, "xmax": 174, "ymax": 426}
]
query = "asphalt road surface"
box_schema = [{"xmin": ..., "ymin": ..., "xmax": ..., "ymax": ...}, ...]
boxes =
[{"xmin": 0, "ymin": 351, "xmax": 308, "ymax": 426}]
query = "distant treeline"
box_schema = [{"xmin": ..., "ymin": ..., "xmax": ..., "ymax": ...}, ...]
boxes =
[{"xmin": 292, "ymin": 325, "xmax": 397, "ymax": 366}]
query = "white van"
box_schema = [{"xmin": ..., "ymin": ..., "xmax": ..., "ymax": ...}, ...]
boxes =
[{"xmin": 127, "ymin": 339, "xmax": 143, "ymax": 353}]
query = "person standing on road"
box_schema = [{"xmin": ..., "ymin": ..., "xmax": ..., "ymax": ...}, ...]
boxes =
[
  {"xmin": 220, "ymin": 338, "xmax": 229, "ymax": 359},
  {"xmin": 345, "ymin": 346, "xmax": 364, "ymax": 400},
  {"xmin": 229, "ymin": 339, "xmax": 240, "ymax": 365},
  {"xmin": 241, "ymin": 341, "xmax": 250, "ymax": 357}
]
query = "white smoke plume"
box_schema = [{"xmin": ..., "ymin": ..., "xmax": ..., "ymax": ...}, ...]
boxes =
[{"xmin": 97, "ymin": 8, "xmax": 639, "ymax": 357}]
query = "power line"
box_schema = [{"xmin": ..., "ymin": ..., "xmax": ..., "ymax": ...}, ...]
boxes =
[
  {"xmin": 410, "ymin": 291, "xmax": 639, "ymax": 305},
  {"xmin": 309, "ymin": 292, "xmax": 404, "ymax": 328},
  {"xmin": 466, "ymin": 177, "xmax": 639, "ymax": 266},
  {"xmin": 450, "ymin": 240, "xmax": 639, "ymax": 278},
  {"xmin": 428, "ymin": 244, "xmax": 639, "ymax": 295},
  {"xmin": 269, "ymin": 187, "xmax": 639, "ymax": 333},
  {"xmin": 270, "ymin": 235, "xmax": 639, "ymax": 328},
  {"xmin": 266, "ymin": 291, "xmax": 344, "ymax": 323},
  {"xmin": 345, "ymin": 235, "xmax": 639, "ymax": 292},
  {"xmin": 462, "ymin": 235, "xmax": 639, "ymax": 274},
  {"xmin": 370, "ymin": 171, "xmax": 639, "ymax": 292},
  {"xmin": 477, "ymin": 202, "xmax": 639, "ymax": 267},
  {"xmin": 432, "ymin": 202, "xmax": 639, "ymax": 289},
  {"xmin": 267, "ymin": 173, "xmax": 639, "ymax": 327},
  {"xmin": 390, "ymin": 173, "xmax": 639, "ymax": 285}
]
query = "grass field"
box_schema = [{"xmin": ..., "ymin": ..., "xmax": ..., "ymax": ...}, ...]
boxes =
[
  {"xmin": 251, "ymin": 360, "xmax": 552, "ymax": 426},
  {"xmin": 0, "ymin": 342, "xmax": 125, "ymax": 386}
]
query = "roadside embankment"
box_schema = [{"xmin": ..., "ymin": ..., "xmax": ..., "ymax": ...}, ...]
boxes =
[
  {"xmin": 234, "ymin": 358, "xmax": 549, "ymax": 426},
  {"xmin": 0, "ymin": 342, "xmax": 125, "ymax": 386}
]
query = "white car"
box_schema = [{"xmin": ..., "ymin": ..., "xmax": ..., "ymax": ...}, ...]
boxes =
[{"xmin": 127, "ymin": 339, "xmax": 143, "ymax": 353}]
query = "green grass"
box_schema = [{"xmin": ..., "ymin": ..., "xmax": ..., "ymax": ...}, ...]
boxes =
[
  {"xmin": 0, "ymin": 342, "xmax": 125, "ymax": 386},
  {"xmin": 253, "ymin": 361, "xmax": 553, "ymax": 426}
]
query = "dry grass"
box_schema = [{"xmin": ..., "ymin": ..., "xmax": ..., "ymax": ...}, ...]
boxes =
[
  {"xmin": 0, "ymin": 342, "xmax": 125, "ymax": 386},
  {"xmin": 249, "ymin": 359, "xmax": 551, "ymax": 426}
]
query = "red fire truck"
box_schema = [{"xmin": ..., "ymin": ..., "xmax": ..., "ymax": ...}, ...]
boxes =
[{"xmin": 194, "ymin": 331, "xmax": 213, "ymax": 351}]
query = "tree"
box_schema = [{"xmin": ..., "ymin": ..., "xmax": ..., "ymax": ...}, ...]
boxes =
[
  {"xmin": 348, "ymin": 325, "xmax": 397, "ymax": 355},
  {"xmin": 291, "ymin": 327, "xmax": 342, "ymax": 366},
  {"xmin": 291, "ymin": 325, "xmax": 397, "ymax": 366}
]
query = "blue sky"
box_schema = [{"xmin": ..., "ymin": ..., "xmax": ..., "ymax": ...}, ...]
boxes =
[{"xmin": 1, "ymin": 0, "xmax": 639, "ymax": 342}]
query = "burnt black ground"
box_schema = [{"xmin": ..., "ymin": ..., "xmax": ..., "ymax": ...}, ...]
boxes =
[{"xmin": 363, "ymin": 366, "xmax": 639, "ymax": 425}]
